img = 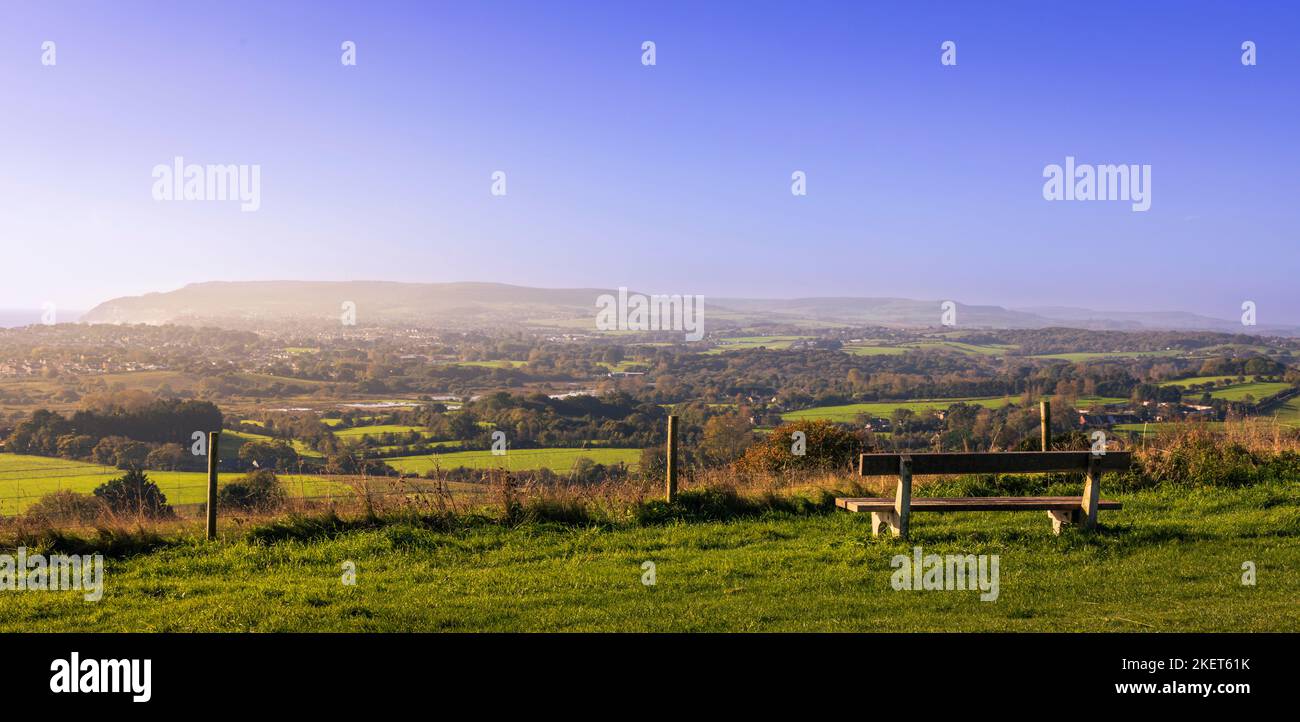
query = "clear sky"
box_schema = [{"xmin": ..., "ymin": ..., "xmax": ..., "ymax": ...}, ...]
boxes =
[{"xmin": 1, "ymin": 1, "xmax": 1297, "ymax": 322}]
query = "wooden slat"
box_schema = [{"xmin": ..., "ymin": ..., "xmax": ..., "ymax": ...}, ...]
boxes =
[
  {"xmin": 835, "ymin": 496, "xmax": 1123, "ymax": 513},
  {"xmin": 857, "ymin": 451, "xmax": 1131, "ymax": 476}
]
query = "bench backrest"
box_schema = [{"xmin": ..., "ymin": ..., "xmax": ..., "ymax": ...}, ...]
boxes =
[{"xmin": 858, "ymin": 451, "xmax": 1131, "ymax": 476}]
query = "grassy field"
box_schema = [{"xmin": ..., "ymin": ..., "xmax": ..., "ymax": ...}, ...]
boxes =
[
  {"xmin": 226, "ymin": 429, "xmax": 323, "ymax": 459},
  {"xmin": 332, "ymin": 424, "xmax": 434, "ymax": 440},
  {"xmin": 1032, "ymin": 351, "xmax": 1180, "ymax": 362},
  {"xmin": 385, "ymin": 447, "xmax": 641, "ymax": 474},
  {"xmin": 844, "ymin": 341, "xmax": 1015, "ymax": 357},
  {"xmin": 1203, "ymin": 382, "xmax": 1292, "ymax": 402},
  {"xmin": 0, "ymin": 453, "xmax": 345, "ymax": 515},
  {"xmin": 1269, "ymin": 398, "xmax": 1300, "ymax": 427},
  {"xmin": 446, "ymin": 360, "xmax": 529, "ymax": 368},
  {"xmin": 1113, "ymin": 422, "xmax": 1226, "ymax": 437},
  {"xmin": 1159, "ymin": 375, "xmax": 1248, "ymax": 388},
  {"xmin": 1, "ymin": 482, "xmax": 1294, "ymax": 632},
  {"xmin": 782, "ymin": 395, "xmax": 1126, "ymax": 423},
  {"xmin": 706, "ymin": 336, "xmax": 810, "ymax": 353},
  {"xmin": 782, "ymin": 397, "xmax": 1016, "ymax": 422}
]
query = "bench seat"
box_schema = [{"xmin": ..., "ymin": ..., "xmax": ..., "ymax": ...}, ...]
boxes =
[{"xmin": 835, "ymin": 496, "xmax": 1122, "ymax": 513}]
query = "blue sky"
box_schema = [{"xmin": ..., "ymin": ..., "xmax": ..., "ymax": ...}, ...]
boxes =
[{"xmin": 1, "ymin": 1, "xmax": 1297, "ymax": 322}]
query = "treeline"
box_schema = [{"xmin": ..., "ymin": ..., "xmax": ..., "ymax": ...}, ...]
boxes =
[{"xmin": 5, "ymin": 398, "xmax": 222, "ymax": 469}]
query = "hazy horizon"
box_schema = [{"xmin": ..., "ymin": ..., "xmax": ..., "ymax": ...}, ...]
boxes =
[{"xmin": 3, "ymin": 1, "xmax": 1298, "ymax": 322}]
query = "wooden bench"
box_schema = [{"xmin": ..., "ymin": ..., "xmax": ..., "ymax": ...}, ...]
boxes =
[{"xmin": 836, "ymin": 451, "xmax": 1131, "ymax": 539}]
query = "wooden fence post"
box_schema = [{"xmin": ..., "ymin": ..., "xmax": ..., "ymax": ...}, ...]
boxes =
[
  {"xmin": 206, "ymin": 431, "xmax": 220, "ymax": 540},
  {"xmin": 895, "ymin": 454, "xmax": 913, "ymax": 540},
  {"xmin": 665, "ymin": 415, "xmax": 678, "ymax": 503},
  {"xmin": 1040, "ymin": 400, "xmax": 1051, "ymax": 451}
]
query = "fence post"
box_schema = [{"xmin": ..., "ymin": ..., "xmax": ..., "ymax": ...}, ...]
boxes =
[
  {"xmin": 206, "ymin": 431, "xmax": 220, "ymax": 540},
  {"xmin": 1040, "ymin": 400, "xmax": 1051, "ymax": 451},
  {"xmin": 665, "ymin": 415, "xmax": 678, "ymax": 503}
]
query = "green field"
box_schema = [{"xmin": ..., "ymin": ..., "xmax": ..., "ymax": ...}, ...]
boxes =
[
  {"xmin": 1154, "ymin": 376, "xmax": 1292, "ymax": 402},
  {"xmin": 1032, "ymin": 351, "xmax": 1180, "ymax": 362},
  {"xmin": 1269, "ymin": 398, "xmax": 1300, "ymax": 427},
  {"xmin": 333, "ymin": 424, "xmax": 433, "ymax": 440},
  {"xmin": 844, "ymin": 341, "xmax": 1014, "ymax": 357},
  {"xmin": 447, "ymin": 360, "xmax": 529, "ymax": 368},
  {"xmin": 0, "ymin": 453, "xmax": 345, "ymax": 515},
  {"xmin": 227, "ymin": 429, "xmax": 323, "ymax": 459},
  {"xmin": 385, "ymin": 447, "xmax": 641, "ymax": 474},
  {"xmin": 843, "ymin": 344, "xmax": 910, "ymax": 356},
  {"xmin": 1159, "ymin": 375, "xmax": 1247, "ymax": 388},
  {"xmin": 1113, "ymin": 422, "xmax": 1226, "ymax": 437},
  {"xmin": 782, "ymin": 397, "xmax": 1016, "ymax": 422},
  {"xmin": 1203, "ymin": 382, "xmax": 1292, "ymax": 402},
  {"xmin": 706, "ymin": 336, "xmax": 810, "ymax": 353},
  {"xmin": 2, "ymin": 482, "xmax": 1294, "ymax": 631},
  {"xmin": 782, "ymin": 395, "xmax": 1125, "ymax": 423}
]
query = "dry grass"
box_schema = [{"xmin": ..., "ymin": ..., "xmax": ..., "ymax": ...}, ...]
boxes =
[{"xmin": 5, "ymin": 419, "xmax": 1298, "ymax": 549}]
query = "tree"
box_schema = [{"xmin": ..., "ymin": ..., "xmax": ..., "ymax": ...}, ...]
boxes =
[
  {"xmin": 700, "ymin": 414, "xmax": 753, "ymax": 465},
  {"xmin": 237, "ymin": 440, "xmax": 299, "ymax": 470},
  {"xmin": 93, "ymin": 470, "xmax": 171, "ymax": 517},
  {"xmin": 145, "ymin": 443, "xmax": 189, "ymax": 471}
]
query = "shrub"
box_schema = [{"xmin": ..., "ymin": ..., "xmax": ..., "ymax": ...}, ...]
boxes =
[
  {"xmin": 93, "ymin": 469, "xmax": 172, "ymax": 517},
  {"xmin": 217, "ymin": 469, "xmax": 286, "ymax": 512},
  {"xmin": 23, "ymin": 490, "xmax": 106, "ymax": 526},
  {"xmin": 733, "ymin": 419, "xmax": 864, "ymax": 476}
]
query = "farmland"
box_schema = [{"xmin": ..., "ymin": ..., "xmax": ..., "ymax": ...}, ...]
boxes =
[
  {"xmin": 844, "ymin": 340, "xmax": 1015, "ymax": 357},
  {"xmin": 782, "ymin": 395, "xmax": 1127, "ymax": 423},
  {"xmin": 0, "ymin": 453, "xmax": 344, "ymax": 515},
  {"xmin": 707, "ymin": 336, "xmax": 810, "ymax": 353},
  {"xmin": 384, "ymin": 447, "xmax": 641, "ymax": 474},
  {"xmin": 332, "ymin": 424, "xmax": 433, "ymax": 440}
]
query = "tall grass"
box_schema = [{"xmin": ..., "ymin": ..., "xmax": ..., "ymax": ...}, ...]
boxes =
[{"xmin": 4, "ymin": 420, "xmax": 1297, "ymax": 553}]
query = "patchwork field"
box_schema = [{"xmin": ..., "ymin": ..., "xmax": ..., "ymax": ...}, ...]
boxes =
[
  {"xmin": 385, "ymin": 447, "xmax": 641, "ymax": 474},
  {"xmin": 0, "ymin": 453, "xmax": 344, "ymax": 516}
]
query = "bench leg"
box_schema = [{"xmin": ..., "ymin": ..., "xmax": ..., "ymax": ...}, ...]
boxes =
[
  {"xmin": 1081, "ymin": 457, "xmax": 1102, "ymax": 530},
  {"xmin": 1046, "ymin": 509, "xmax": 1080, "ymax": 535},
  {"xmin": 871, "ymin": 510, "xmax": 901, "ymax": 537},
  {"xmin": 895, "ymin": 456, "xmax": 913, "ymax": 541}
]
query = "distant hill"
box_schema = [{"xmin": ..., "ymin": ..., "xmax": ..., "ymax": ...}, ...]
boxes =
[{"xmin": 80, "ymin": 281, "xmax": 1298, "ymax": 334}]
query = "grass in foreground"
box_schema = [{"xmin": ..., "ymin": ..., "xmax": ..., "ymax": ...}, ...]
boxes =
[{"xmin": 1, "ymin": 482, "xmax": 1295, "ymax": 632}]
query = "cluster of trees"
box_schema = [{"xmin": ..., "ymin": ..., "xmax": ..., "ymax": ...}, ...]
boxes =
[{"xmin": 5, "ymin": 396, "xmax": 222, "ymax": 470}]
